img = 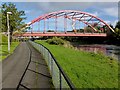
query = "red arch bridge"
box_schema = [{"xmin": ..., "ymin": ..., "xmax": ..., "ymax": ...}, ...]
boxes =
[{"xmin": 15, "ymin": 10, "xmax": 114, "ymax": 38}]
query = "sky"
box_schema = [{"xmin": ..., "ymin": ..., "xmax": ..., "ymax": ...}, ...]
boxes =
[{"xmin": 1, "ymin": 1, "xmax": 119, "ymax": 31}]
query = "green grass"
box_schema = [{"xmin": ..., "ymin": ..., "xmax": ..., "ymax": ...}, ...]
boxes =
[
  {"xmin": 0, "ymin": 34, "xmax": 20, "ymax": 61},
  {"xmin": 2, "ymin": 34, "xmax": 8, "ymax": 42},
  {"xmin": 35, "ymin": 40, "xmax": 118, "ymax": 88},
  {"xmin": 0, "ymin": 42, "xmax": 20, "ymax": 61}
]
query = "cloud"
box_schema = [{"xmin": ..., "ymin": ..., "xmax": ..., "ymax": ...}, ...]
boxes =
[
  {"xmin": 91, "ymin": 12, "xmax": 99, "ymax": 16},
  {"xmin": 103, "ymin": 7, "xmax": 118, "ymax": 17},
  {"xmin": 27, "ymin": 2, "xmax": 118, "ymax": 29},
  {"xmin": 85, "ymin": 2, "xmax": 118, "ymax": 18},
  {"xmin": 37, "ymin": 2, "xmax": 94, "ymax": 13},
  {"xmin": 111, "ymin": 20, "xmax": 118, "ymax": 27},
  {"xmin": 104, "ymin": 20, "xmax": 111, "ymax": 24},
  {"xmin": 13, "ymin": 2, "xmax": 118, "ymax": 27},
  {"xmin": 25, "ymin": 10, "xmax": 31, "ymax": 14},
  {"xmin": 104, "ymin": 20, "xmax": 118, "ymax": 27}
]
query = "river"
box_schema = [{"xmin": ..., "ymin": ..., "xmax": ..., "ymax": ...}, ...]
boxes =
[{"xmin": 72, "ymin": 44, "xmax": 120, "ymax": 60}]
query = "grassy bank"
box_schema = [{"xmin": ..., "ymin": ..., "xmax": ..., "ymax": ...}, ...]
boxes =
[
  {"xmin": 0, "ymin": 34, "xmax": 20, "ymax": 61},
  {"xmin": 35, "ymin": 40, "xmax": 118, "ymax": 88},
  {"xmin": 0, "ymin": 42, "xmax": 20, "ymax": 61}
]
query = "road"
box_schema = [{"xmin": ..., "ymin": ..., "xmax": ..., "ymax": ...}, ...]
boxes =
[{"xmin": 2, "ymin": 42, "xmax": 53, "ymax": 89}]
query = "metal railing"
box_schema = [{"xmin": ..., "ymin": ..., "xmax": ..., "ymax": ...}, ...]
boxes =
[{"xmin": 29, "ymin": 41, "xmax": 75, "ymax": 89}]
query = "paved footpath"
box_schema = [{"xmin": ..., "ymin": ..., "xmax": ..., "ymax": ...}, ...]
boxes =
[{"xmin": 2, "ymin": 42, "xmax": 53, "ymax": 89}]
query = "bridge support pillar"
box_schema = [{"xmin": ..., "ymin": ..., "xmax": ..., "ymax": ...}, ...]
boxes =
[
  {"xmin": 55, "ymin": 16, "xmax": 57, "ymax": 33},
  {"xmin": 38, "ymin": 21, "xmax": 40, "ymax": 32},
  {"xmin": 44, "ymin": 18, "xmax": 46, "ymax": 33},
  {"xmin": 64, "ymin": 15, "xmax": 67, "ymax": 34}
]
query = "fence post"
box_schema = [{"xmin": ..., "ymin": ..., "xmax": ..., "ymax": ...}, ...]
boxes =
[
  {"xmin": 48, "ymin": 51, "xmax": 50, "ymax": 68},
  {"xmin": 60, "ymin": 71, "xmax": 62, "ymax": 90},
  {"xmin": 51, "ymin": 57, "xmax": 53, "ymax": 76}
]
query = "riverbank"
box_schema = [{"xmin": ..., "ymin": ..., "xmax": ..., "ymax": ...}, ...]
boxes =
[
  {"xmin": 70, "ymin": 41, "xmax": 120, "ymax": 60},
  {"xmin": 35, "ymin": 40, "xmax": 118, "ymax": 88}
]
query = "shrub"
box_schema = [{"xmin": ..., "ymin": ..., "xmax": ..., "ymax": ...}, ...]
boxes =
[
  {"xmin": 2, "ymin": 34, "xmax": 8, "ymax": 42},
  {"xmin": 46, "ymin": 37, "xmax": 65, "ymax": 45}
]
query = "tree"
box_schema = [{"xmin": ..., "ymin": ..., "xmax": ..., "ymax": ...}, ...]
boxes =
[
  {"xmin": 115, "ymin": 28, "xmax": 120, "ymax": 36},
  {"xmin": 114, "ymin": 21, "xmax": 120, "ymax": 39},
  {"xmin": 110, "ymin": 24, "xmax": 114, "ymax": 29},
  {"xmin": 0, "ymin": 8, "xmax": 2, "ymax": 33},
  {"xmin": 85, "ymin": 23, "xmax": 102, "ymax": 33},
  {"xmin": 1, "ymin": 3, "xmax": 26, "ymax": 42},
  {"xmin": 115, "ymin": 21, "xmax": 120, "ymax": 29},
  {"xmin": 85, "ymin": 26, "xmax": 93, "ymax": 33}
]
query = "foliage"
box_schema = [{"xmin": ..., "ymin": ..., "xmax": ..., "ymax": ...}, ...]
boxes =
[
  {"xmin": 114, "ymin": 28, "xmax": 120, "ymax": 39},
  {"xmin": 85, "ymin": 26, "xmax": 93, "ymax": 33},
  {"xmin": 115, "ymin": 28, "xmax": 120, "ymax": 36},
  {"xmin": 0, "ymin": 10, "xmax": 2, "ymax": 32},
  {"xmin": 35, "ymin": 40, "xmax": 118, "ymax": 88},
  {"xmin": 115, "ymin": 21, "xmax": 120, "ymax": 29},
  {"xmin": 47, "ymin": 30, "xmax": 54, "ymax": 32},
  {"xmin": 108, "ymin": 21, "xmax": 120, "ymax": 42},
  {"xmin": 114, "ymin": 21, "xmax": 120, "ymax": 38},
  {"xmin": 1, "ymin": 3, "xmax": 26, "ymax": 41},
  {"xmin": 85, "ymin": 23, "xmax": 105, "ymax": 33},
  {"xmin": 76, "ymin": 29, "xmax": 84, "ymax": 32},
  {"xmin": 110, "ymin": 24, "xmax": 114, "ymax": 29},
  {"xmin": 46, "ymin": 37, "xmax": 65, "ymax": 45},
  {"xmin": 1, "ymin": 34, "xmax": 8, "ymax": 45}
]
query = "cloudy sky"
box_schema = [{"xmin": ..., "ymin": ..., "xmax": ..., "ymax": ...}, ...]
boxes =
[{"xmin": 1, "ymin": 1, "xmax": 119, "ymax": 31}]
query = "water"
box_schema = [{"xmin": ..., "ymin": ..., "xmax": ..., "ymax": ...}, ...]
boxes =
[
  {"xmin": 74, "ymin": 44, "xmax": 120, "ymax": 60},
  {"xmin": 104, "ymin": 45, "xmax": 120, "ymax": 60}
]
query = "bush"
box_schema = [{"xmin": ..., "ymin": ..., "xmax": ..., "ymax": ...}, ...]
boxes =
[
  {"xmin": 1, "ymin": 42, "xmax": 8, "ymax": 45},
  {"xmin": 46, "ymin": 37, "xmax": 65, "ymax": 45},
  {"xmin": 2, "ymin": 34, "xmax": 8, "ymax": 42}
]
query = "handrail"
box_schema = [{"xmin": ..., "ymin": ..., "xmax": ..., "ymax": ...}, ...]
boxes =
[{"xmin": 29, "ymin": 41, "xmax": 75, "ymax": 89}]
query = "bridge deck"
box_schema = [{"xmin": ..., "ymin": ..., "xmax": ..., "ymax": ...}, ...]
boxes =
[{"xmin": 20, "ymin": 32, "xmax": 107, "ymax": 37}]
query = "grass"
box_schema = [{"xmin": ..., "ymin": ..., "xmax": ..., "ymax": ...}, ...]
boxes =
[
  {"xmin": 35, "ymin": 40, "xmax": 119, "ymax": 88},
  {"xmin": 2, "ymin": 34, "xmax": 8, "ymax": 42},
  {"xmin": 0, "ymin": 34, "xmax": 20, "ymax": 61}
]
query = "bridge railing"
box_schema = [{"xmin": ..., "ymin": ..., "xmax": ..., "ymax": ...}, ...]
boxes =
[{"xmin": 29, "ymin": 41, "xmax": 75, "ymax": 89}]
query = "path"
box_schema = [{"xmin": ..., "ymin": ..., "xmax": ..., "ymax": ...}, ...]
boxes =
[{"xmin": 2, "ymin": 42, "xmax": 53, "ymax": 89}]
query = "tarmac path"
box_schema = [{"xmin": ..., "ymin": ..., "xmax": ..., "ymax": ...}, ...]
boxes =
[{"xmin": 2, "ymin": 42, "xmax": 53, "ymax": 89}]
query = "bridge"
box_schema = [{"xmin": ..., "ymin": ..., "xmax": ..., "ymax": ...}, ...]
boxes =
[
  {"xmin": 21, "ymin": 32, "xmax": 107, "ymax": 37},
  {"xmin": 15, "ymin": 10, "xmax": 114, "ymax": 37}
]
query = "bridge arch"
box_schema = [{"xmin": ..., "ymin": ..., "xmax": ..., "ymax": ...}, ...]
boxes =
[{"xmin": 28, "ymin": 10, "xmax": 114, "ymax": 33}]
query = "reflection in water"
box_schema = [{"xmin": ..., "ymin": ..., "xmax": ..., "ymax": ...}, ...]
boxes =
[
  {"xmin": 76, "ymin": 45, "xmax": 120, "ymax": 60},
  {"xmin": 105, "ymin": 45, "xmax": 120, "ymax": 60}
]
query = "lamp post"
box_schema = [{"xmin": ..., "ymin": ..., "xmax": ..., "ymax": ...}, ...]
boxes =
[{"xmin": 7, "ymin": 12, "xmax": 12, "ymax": 52}]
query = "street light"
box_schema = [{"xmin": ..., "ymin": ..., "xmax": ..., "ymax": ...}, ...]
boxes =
[{"xmin": 7, "ymin": 12, "xmax": 12, "ymax": 52}]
